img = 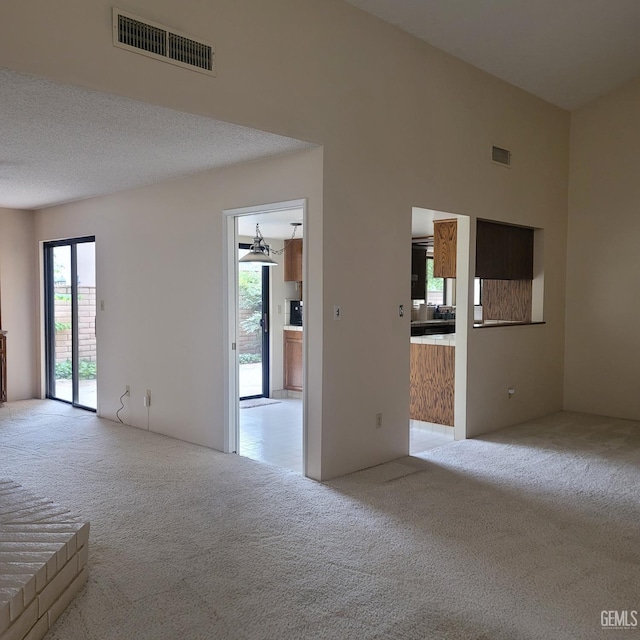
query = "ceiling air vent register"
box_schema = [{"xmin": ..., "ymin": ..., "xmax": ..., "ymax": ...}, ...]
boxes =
[
  {"xmin": 113, "ymin": 8, "xmax": 215, "ymax": 76},
  {"xmin": 492, "ymin": 145, "xmax": 511, "ymax": 167}
]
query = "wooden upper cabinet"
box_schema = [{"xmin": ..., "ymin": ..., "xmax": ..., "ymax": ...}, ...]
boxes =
[
  {"xmin": 284, "ymin": 238, "xmax": 303, "ymax": 282},
  {"xmin": 433, "ymin": 219, "xmax": 457, "ymax": 278},
  {"xmin": 476, "ymin": 220, "xmax": 534, "ymax": 280}
]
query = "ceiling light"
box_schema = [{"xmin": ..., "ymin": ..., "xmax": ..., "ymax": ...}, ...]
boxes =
[
  {"xmin": 239, "ymin": 224, "xmax": 278, "ymax": 266},
  {"xmin": 239, "ymin": 222, "xmax": 301, "ymax": 266}
]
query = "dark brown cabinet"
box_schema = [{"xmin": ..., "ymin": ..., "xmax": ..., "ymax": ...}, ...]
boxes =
[
  {"xmin": 284, "ymin": 238, "xmax": 303, "ymax": 282},
  {"xmin": 284, "ymin": 330, "xmax": 303, "ymax": 391},
  {"xmin": 433, "ymin": 219, "xmax": 457, "ymax": 278},
  {"xmin": 476, "ymin": 220, "xmax": 534, "ymax": 280},
  {"xmin": 411, "ymin": 245, "xmax": 427, "ymax": 300},
  {"xmin": 0, "ymin": 333, "xmax": 6, "ymax": 404}
]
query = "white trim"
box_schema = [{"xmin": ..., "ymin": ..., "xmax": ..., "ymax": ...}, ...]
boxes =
[
  {"xmin": 453, "ymin": 215, "xmax": 470, "ymax": 442},
  {"xmin": 223, "ymin": 199, "xmax": 308, "ymax": 475},
  {"xmin": 37, "ymin": 242, "xmax": 47, "ymax": 400},
  {"xmin": 222, "ymin": 214, "xmax": 238, "ymax": 453}
]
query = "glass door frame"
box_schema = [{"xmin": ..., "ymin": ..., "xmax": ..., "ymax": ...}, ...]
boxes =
[
  {"xmin": 238, "ymin": 242, "xmax": 270, "ymax": 400},
  {"xmin": 44, "ymin": 236, "xmax": 96, "ymax": 411}
]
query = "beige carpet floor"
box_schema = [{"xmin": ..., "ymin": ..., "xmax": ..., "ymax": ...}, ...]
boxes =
[{"xmin": 1, "ymin": 400, "xmax": 639, "ymax": 640}]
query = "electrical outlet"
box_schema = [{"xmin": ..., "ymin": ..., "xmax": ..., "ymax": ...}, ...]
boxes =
[
  {"xmin": 376, "ymin": 413, "xmax": 383, "ymax": 429},
  {"xmin": 125, "ymin": 385, "xmax": 130, "ymax": 396}
]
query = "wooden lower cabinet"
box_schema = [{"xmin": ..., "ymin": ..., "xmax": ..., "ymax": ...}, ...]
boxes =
[
  {"xmin": 0, "ymin": 334, "xmax": 6, "ymax": 404},
  {"xmin": 284, "ymin": 330, "xmax": 303, "ymax": 391},
  {"xmin": 410, "ymin": 343, "xmax": 454, "ymax": 426}
]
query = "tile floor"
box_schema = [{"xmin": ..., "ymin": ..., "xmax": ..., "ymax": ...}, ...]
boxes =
[
  {"xmin": 239, "ymin": 401, "xmax": 454, "ymax": 473},
  {"xmin": 239, "ymin": 362, "xmax": 263, "ymax": 398},
  {"xmin": 239, "ymin": 398, "xmax": 303, "ymax": 473},
  {"xmin": 409, "ymin": 419, "xmax": 454, "ymax": 455}
]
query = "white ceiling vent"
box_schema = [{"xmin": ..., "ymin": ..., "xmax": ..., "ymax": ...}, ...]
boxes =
[
  {"xmin": 492, "ymin": 145, "xmax": 511, "ymax": 167},
  {"xmin": 113, "ymin": 8, "xmax": 215, "ymax": 76}
]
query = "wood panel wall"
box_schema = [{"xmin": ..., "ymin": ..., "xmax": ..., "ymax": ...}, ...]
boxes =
[
  {"xmin": 482, "ymin": 279, "xmax": 532, "ymax": 322},
  {"xmin": 410, "ymin": 343, "xmax": 455, "ymax": 426}
]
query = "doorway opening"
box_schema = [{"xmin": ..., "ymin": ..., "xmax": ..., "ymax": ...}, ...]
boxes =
[
  {"xmin": 410, "ymin": 208, "xmax": 469, "ymax": 454},
  {"xmin": 44, "ymin": 236, "xmax": 97, "ymax": 411},
  {"xmin": 225, "ymin": 200, "xmax": 307, "ymax": 474}
]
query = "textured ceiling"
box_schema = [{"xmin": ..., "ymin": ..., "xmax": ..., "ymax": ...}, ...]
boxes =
[
  {"xmin": 346, "ymin": 0, "xmax": 640, "ymax": 110},
  {"xmin": 0, "ymin": 68, "xmax": 314, "ymax": 210}
]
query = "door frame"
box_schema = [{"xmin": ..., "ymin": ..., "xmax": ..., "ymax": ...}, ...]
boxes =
[
  {"xmin": 223, "ymin": 199, "xmax": 308, "ymax": 475},
  {"xmin": 43, "ymin": 235, "xmax": 97, "ymax": 411},
  {"xmin": 238, "ymin": 242, "xmax": 270, "ymax": 400}
]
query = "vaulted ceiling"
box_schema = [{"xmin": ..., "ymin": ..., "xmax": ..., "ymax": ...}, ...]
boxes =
[
  {"xmin": 346, "ymin": 0, "xmax": 640, "ymax": 110},
  {"xmin": 4, "ymin": 2, "xmax": 640, "ymax": 210}
]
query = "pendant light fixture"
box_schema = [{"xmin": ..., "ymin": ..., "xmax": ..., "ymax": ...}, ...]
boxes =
[
  {"xmin": 239, "ymin": 223, "xmax": 278, "ymax": 266},
  {"xmin": 239, "ymin": 222, "xmax": 301, "ymax": 266}
]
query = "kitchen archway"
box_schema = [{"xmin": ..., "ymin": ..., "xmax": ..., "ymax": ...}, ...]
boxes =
[{"xmin": 410, "ymin": 208, "xmax": 469, "ymax": 454}]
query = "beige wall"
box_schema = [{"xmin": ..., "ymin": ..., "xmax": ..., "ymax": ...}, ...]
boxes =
[
  {"xmin": 0, "ymin": 208, "xmax": 37, "ymax": 400},
  {"xmin": 4, "ymin": 0, "xmax": 570, "ymax": 478},
  {"xmin": 565, "ymin": 77, "xmax": 640, "ymax": 419},
  {"xmin": 35, "ymin": 149, "xmax": 323, "ymax": 470}
]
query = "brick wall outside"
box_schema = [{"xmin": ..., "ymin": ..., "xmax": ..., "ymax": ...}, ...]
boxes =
[
  {"xmin": 54, "ymin": 287, "xmax": 256, "ymax": 362},
  {"xmin": 238, "ymin": 307, "xmax": 261, "ymax": 355},
  {"xmin": 54, "ymin": 286, "xmax": 96, "ymax": 363}
]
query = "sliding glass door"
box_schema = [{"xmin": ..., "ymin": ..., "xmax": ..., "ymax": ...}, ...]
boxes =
[
  {"xmin": 238, "ymin": 244, "xmax": 270, "ymax": 399},
  {"xmin": 44, "ymin": 237, "xmax": 97, "ymax": 411}
]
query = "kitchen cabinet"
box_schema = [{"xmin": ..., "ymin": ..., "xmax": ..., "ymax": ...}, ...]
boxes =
[
  {"xmin": 284, "ymin": 330, "xmax": 303, "ymax": 391},
  {"xmin": 411, "ymin": 245, "xmax": 427, "ymax": 300},
  {"xmin": 0, "ymin": 333, "xmax": 6, "ymax": 404},
  {"xmin": 284, "ymin": 238, "xmax": 303, "ymax": 282},
  {"xmin": 433, "ymin": 220, "xmax": 457, "ymax": 278},
  {"xmin": 410, "ymin": 342, "xmax": 454, "ymax": 426},
  {"xmin": 476, "ymin": 220, "xmax": 533, "ymax": 280}
]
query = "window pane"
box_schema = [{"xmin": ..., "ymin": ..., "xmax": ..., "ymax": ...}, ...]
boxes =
[
  {"xmin": 426, "ymin": 259, "xmax": 444, "ymax": 305},
  {"xmin": 238, "ymin": 247, "xmax": 263, "ymax": 398},
  {"xmin": 52, "ymin": 246, "xmax": 73, "ymax": 402},
  {"xmin": 474, "ymin": 278, "xmax": 481, "ymax": 306},
  {"xmin": 77, "ymin": 242, "xmax": 97, "ymax": 409}
]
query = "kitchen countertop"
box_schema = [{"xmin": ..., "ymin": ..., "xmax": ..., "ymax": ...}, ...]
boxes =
[
  {"xmin": 411, "ymin": 334, "xmax": 456, "ymax": 347},
  {"xmin": 473, "ymin": 321, "xmax": 546, "ymax": 328},
  {"xmin": 410, "ymin": 319, "xmax": 456, "ymax": 327}
]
